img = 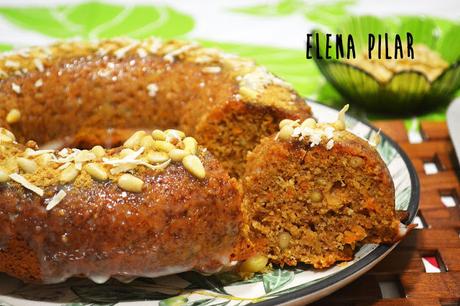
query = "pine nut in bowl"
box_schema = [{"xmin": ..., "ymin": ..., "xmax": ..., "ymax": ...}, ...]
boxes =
[{"xmin": 311, "ymin": 16, "xmax": 460, "ymax": 114}]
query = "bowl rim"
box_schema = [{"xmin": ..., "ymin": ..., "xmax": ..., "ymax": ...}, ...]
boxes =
[
  {"xmin": 310, "ymin": 28, "xmax": 460, "ymax": 88},
  {"xmin": 250, "ymin": 100, "xmax": 420, "ymax": 306}
]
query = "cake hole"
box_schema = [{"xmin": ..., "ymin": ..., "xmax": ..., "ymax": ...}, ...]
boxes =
[
  {"xmin": 377, "ymin": 276, "xmax": 404, "ymax": 299},
  {"xmin": 423, "ymin": 160, "xmax": 439, "ymax": 175},
  {"xmin": 413, "ymin": 211, "xmax": 428, "ymax": 229},
  {"xmin": 421, "ymin": 251, "xmax": 446, "ymax": 273},
  {"xmin": 440, "ymin": 190, "xmax": 458, "ymax": 208}
]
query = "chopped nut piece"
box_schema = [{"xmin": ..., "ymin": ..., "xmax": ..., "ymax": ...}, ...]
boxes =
[
  {"xmin": 6, "ymin": 109, "xmax": 21, "ymax": 124},
  {"xmin": 84, "ymin": 163, "xmax": 108, "ymax": 181},
  {"xmin": 182, "ymin": 155, "xmax": 205, "ymax": 179},
  {"xmin": 59, "ymin": 165, "xmax": 79, "ymax": 183},
  {"xmin": 118, "ymin": 174, "xmax": 144, "ymax": 193}
]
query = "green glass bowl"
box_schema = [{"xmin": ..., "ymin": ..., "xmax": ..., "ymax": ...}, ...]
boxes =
[{"xmin": 312, "ymin": 16, "xmax": 460, "ymax": 114}]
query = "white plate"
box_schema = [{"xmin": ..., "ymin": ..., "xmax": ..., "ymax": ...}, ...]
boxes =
[{"xmin": 0, "ymin": 101, "xmax": 419, "ymax": 306}]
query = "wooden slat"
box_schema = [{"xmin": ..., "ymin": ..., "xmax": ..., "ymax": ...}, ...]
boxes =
[
  {"xmin": 400, "ymin": 272, "xmax": 460, "ymax": 299},
  {"xmin": 398, "ymin": 229, "xmax": 460, "ymax": 250},
  {"xmin": 373, "ymin": 120, "xmax": 409, "ymax": 143},
  {"xmin": 400, "ymin": 141, "xmax": 454, "ymax": 159},
  {"xmin": 318, "ymin": 119, "xmax": 460, "ymax": 305},
  {"xmin": 420, "ymin": 121, "xmax": 450, "ymax": 140}
]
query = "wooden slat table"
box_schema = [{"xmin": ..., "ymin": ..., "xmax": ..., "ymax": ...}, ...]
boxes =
[{"xmin": 313, "ymin": 120, "xmax": 460, "ymax": 306}]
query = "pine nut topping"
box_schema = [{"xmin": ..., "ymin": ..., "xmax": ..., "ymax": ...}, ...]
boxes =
[
  {"xmin": 151, "ymin": 129, "xmax": 166, "ymax": 141},
  {"xmin": 277, "ymin": 125, "xmax": 294, "ymax": 141},
  {"xmin": 183, "ymin": 137, "xmax": 198, "ymax": 154},
  {"xmin": 141, "ymin": 135, "xmax": 155, "ymax": 149},
  {"xmin": 17, "ymin": 157, "xmax": 38, "ymax": 173},
  {"xmin": 59, "ymin": 165, "xmax": 79, "ymax": 183},
  {"xmin": 0, "ymin": 167, "xmax": 9, "ymax": 183},
  {"xmin": 123, "ymin": 131, "xmax": 146, "ymax": 149},
  {"xmin": 91, "ymin": 145, "xmax": 106, "ymax": 158},
  {"xmin": 0, "ymin": 128, "xmax": 15, "ymax": 142},
  {"xmin": 168, "ymin": 149, "xmax": 190, "ymax": 162},
  {"xmin": 147, "ymin": 151, "xmax": 170, "ymax": 164},
  {"xmin": 118, "ymin": 174, "xmax": 144, "ymax": 193},
  {"xmin": 153, "ymin": 140, "xmax": 176, "ymax": 153},
  {"xmin": 6, "ymin": 109, "xmax": 21, "ymax": 124},
  {"xmin": 279, "ymin": 232, "xmax": 291, "ymax": 250},
  {"xmin": 182, "ymin": 155, "xmax": 205, "ymax": 179},
  {"xmin": 84, "ymin": 163, "xmax": 108, "ymax": 181}
]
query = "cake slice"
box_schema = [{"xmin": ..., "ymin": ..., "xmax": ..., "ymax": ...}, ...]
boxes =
[{"xmin": 242, "ymin": 106, "xmax": 402, "ymax": 268}]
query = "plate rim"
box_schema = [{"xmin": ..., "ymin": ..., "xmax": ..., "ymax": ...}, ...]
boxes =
[{"xmin": 250, "ymin": 100, "xmax": 420, "ymax": 306}]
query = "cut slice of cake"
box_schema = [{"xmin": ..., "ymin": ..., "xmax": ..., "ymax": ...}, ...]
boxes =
[{"xmin": 242, "ymin": 106, "xmax": 403, "ymax": 269}]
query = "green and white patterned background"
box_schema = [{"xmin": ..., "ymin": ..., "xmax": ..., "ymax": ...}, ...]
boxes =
[{"xmin": 0, "ymin": 0, "xmax": 458, "ymax": 124}]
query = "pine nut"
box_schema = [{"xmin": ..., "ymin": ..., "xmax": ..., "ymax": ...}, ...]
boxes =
[
  {"xmin": 75, "ymin": 150, "xmax": 96, "ymax": 163},
  {"xmin": 0, "ymin": 167, "xmax": 9, "ymax": 182},
  {"xmin": 36, "ymin": 153, "xmax": 53, "ymax": 166},
  {"xmin": 0, "ymin": 128, "xmax": 15, "ymax": 142},
  {"xmin": 239, "ymin": 254, "xmax": 268, "ymax": 273},
  {"xmin": 153, "ymin": 140, "xmax": 176, "ymax": 153},
  {"xmin": 279, "ymin": 119, "xmax": 296, "ymax": 129},
  {"xmin": 239, "ymin": 86, "xmax": 258, "ymax": 100},
  {"xmin": 17, "ymin": 157, "xmax": 38, "ymax": 173},
  {"xmin": 59, "ymin": 165, "xmax": 79, "ymax": 183},
  {"xmin": 183, "ymin": 137, "xmax": 198, "ymax": 154},
  {"xmin": 168, "ymin": 149, "xmax": 190, "ymax": 162},
  {"xmin": 182, "ymin": 155, "xmax": 205, "ymax": 179},
  {"xmin": 310, "ymin": 191, "xmax": 323, "ymax": 202},
  {"xmin": 120, "ymin": 148, "xmax": 135, "ymax": 158},
  {"xmin": 84, "ymin": 163, "xmax": 108, "ymax": 181},
  {"xmin": 151, "ymin": 129, "xmax": 166, "ymax": 141},
  {"xmin": 91, "ymin": 145, "xmax": 106, "ymax": 158},
  {"xmin": 279, "ymin": 232, "xmax": 291, "ymax": 250},
  {"xmin": 165, "ymin": 129, "xmax": 185, "ymax": 140},
  {"xmin": 123, "ymin": 131, "xmax": 146, "ymax": 149},
  {"xmin": 6, "ymin": 109, "xmax": 21, "ymax": 124},
  {"xmin": 141, "ymin": 135, "xmax": 155, "ymax": 149},
  {"xmin": 300, "ymin": 118, "xmax": 317, "ymax": 129},
  {"xmin": 278, "ymin": 125, "xmax": 294, "ymax": 140},
  {"xmin": 117, "ymin": 173, "xmax": 144, "ymax": 193},
  {"xmin": 350, "ymin": 156, "xmax": 364, "ymax": 168},
  {"xmin": 147, "ymin": 151, "xmax": 169, "ymax": 164}
]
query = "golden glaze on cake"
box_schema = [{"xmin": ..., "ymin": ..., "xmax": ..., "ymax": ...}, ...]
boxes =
[
  {"xmin": 0, "ymin": 38, "xmax": 312, "ymax": 177},
  {"xmin": 0, "ymin": 128, "xmax": 242, "ymax": 283}
]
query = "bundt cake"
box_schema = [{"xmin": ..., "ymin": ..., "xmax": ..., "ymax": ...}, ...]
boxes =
[
  {"xmin": 0, "ymin": 38, "xmax": 311, "ymax": 177},
  {"xmin": 241, "ymin": 107, "xmax": 402, "ymax": 269},
  {"xmin": 0, "ymin": 128, "xmax": 242, "ymax": 283},
  {"xmin": 0, "ymin": 38, "xmax": 404, "ymax": 284}
]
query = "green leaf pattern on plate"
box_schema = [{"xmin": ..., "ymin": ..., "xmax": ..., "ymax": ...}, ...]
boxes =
[
  {"xmin": 0, "ymin": 1, "xmax": 194, "ymax": 40},
  {"xmin": 262, "ymin": 269, "xmax": 295, "ymax": 294}
]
